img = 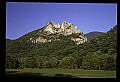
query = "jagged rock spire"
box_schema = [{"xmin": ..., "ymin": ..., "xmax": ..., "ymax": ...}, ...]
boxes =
[
  {"xmin": 28, "ymin": 21, "xmax": 87, "ymax": 45},
  {"xmin": 44, "ymin": 21, "xmax": 82, "ymax": 35}
]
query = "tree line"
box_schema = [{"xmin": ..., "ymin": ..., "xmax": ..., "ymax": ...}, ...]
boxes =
[
  {"xmin": 6, "ymin": 51, "xmax": 116, "ymax": 70},
  {"xmin": 6, "ymin": 25, "xmax": 117, "ymax": 71}
]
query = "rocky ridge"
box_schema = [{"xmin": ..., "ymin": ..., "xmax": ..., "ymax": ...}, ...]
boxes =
[{"xmin": 28, "ymin": 21, "xmax": 87, "ymax": 45}]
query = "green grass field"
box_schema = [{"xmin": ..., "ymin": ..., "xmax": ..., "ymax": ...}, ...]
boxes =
[{"xmin": 5, "ymin": 68, "xmax": 116, "ymax": 78}]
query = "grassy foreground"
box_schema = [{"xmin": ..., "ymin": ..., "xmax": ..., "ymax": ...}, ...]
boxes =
[{"xmin": 5, "ymin": 68, "xmax": 116, "ymax": 78}]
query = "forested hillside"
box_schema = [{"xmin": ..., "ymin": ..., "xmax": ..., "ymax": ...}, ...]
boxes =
[
  {"xmin": 6, "ymin": 25, "xmax": 117, "ymax": 70},
  {"xmin": 85, "ymin": 31, "xmax": 106, "ymax": 40}
]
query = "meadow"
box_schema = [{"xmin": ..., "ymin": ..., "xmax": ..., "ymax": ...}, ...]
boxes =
[{"xmin": 5, "ymin": 68, "xmax": 116, "ymax": 78}]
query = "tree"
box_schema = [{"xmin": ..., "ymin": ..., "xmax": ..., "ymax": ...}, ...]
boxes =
[
  {"xmin": 58, "ymin": 56, "xmax": 76, "ymax": 69},
  {"xmin": 99, "ymin": 54, "xmax": 108, "ymax": 70},
  {"xmin": 20, "ymin": 57, "xmax": 36, "ymax": 68},
  {"xmin": 36, "ymin": 56, "xmax": 47, "ymax": 68},
  {"xmin": 44, "ymin": 61, "xmax": 51, "ymax": 68},
  {"xmin": 6, "ymin": 54, "xmax": 20, "ymax": 69},
  {"xmin": 82, "ymin": 53, "xmax": 99, "ymax": 70},
  {"xmin": 70, "ymin": 52, "xmax": 83, "ymax": 69},
  {"xmin": 108, "ymin": 49, "xmax": 116, "ymax": 55},
  {"xmin": 105, "ymin": 54, "xmax": 116, "ymax": 70},
  {"xmin": 49, "ymin": 57, "xmax": 58, "ymax": 68},
  {"xmin": 99, "ymin": 53, "xmax": 116, "ymax": 70}
]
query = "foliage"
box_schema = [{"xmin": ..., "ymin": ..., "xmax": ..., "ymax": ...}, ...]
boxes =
[
  {"xmin": 82, "ymin": 53, "xmax": 100, "ymax": 70},
  {"xmin": 6, "ymin": 25, "xmax": 117, "ymax": 70},
  {"xmin": 58, "ymin": 56, "xmax": 76, "ymax": 69},
  {"xmin": 36, "ymin": 56, "xmax": 47, "ymax": 68},
  {"xmin": 6, "ymin": 54, "xmax": 20, "ymax": 69}
]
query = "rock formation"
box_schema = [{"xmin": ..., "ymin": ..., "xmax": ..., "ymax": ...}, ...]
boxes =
[
  {"xmin": 43, "ymin": 21, "xmax": 81, "ymax": 36},
  {"xmin": 28, "ymin": 21, "xmax": 87, "ymax": 45}
]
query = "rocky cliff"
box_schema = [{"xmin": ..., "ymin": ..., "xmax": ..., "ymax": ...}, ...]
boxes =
[
  {"xmin": 43, "ymin": 21, "xmax": 81, "ymax": 35},
  {"xmin": 27, "ymin": 21, "xmax": 87, "ymax": 45}
]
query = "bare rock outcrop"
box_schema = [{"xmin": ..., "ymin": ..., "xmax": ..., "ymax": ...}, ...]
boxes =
[{"xmin": 28, "ymin": 21, "xmax": 87, "ymax": 45}]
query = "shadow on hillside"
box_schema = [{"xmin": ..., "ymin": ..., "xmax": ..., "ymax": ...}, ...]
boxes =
[
  {"xmin": 55, "ymin": 74, "xmax": 78, "ymax": 78},
  {"xmin": 5, "ymin": 70, "xmax": 18, "ymax": 73},
  {"xmin": 5, "ymin": 72, "xmax": 79, "ymax": 81}
]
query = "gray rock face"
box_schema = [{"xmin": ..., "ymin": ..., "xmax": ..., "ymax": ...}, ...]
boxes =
[
  {"xmin": 28, "ymin": 21, "xmax": 87, "ymax": 45},
  {"xmin": 43, "ymin": 21, "xmax": 81, "ymax": 36}
]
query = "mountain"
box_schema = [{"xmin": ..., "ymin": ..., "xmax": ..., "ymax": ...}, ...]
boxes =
[
  {"xmin": 85, "ymin": 31, "xmax": 106, "ymax": 40},
  {"xmin": 17, "ymin": 21, "xmax": 87, "ymax": 45},
  {"xmin": 6, "ymin": 22, "xmax": 117, "ymax": 70},
  {"xmin": 6, "ymin": 39, "xmax": 11, "ymax": 41},
  {"xmin": 6, "ymin": 21, "xmax": 87, "ymax": 57},
  {"xmin": 6, "ymin": 39, "xmax": 12, "ymax": 43},
  {"xmin": 77, "ymin": 25, "xmax": 117, "ymax": 54}
]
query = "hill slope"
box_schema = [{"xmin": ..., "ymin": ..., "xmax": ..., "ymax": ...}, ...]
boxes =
[
  {"xmin": 85, "ymin": 31, "xmax": 106, "ymax": 40},
  {"xmin": 77, "ymin": 25, "xmax": 117, "ymax": 54},
  {"xmin": 6, "ymin": 21, "xmax": 87, "ymax": 57},
  {"xmin": 17, "ymin": 21, "xmax": 87, "ymax": 45},
  {"xmin": 6, "ymin": 24, "xmax": 117, "ymax": 70}
]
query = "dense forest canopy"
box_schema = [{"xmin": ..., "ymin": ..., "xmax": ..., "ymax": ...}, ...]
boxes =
[{"xmin": 6, "ymin": 25, "xmax": 117, "ymax": 70}]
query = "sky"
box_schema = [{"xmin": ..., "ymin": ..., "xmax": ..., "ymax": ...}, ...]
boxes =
[{"xmin": 6, "ymin": 2, "xmax": 117, "ymax": 40}]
